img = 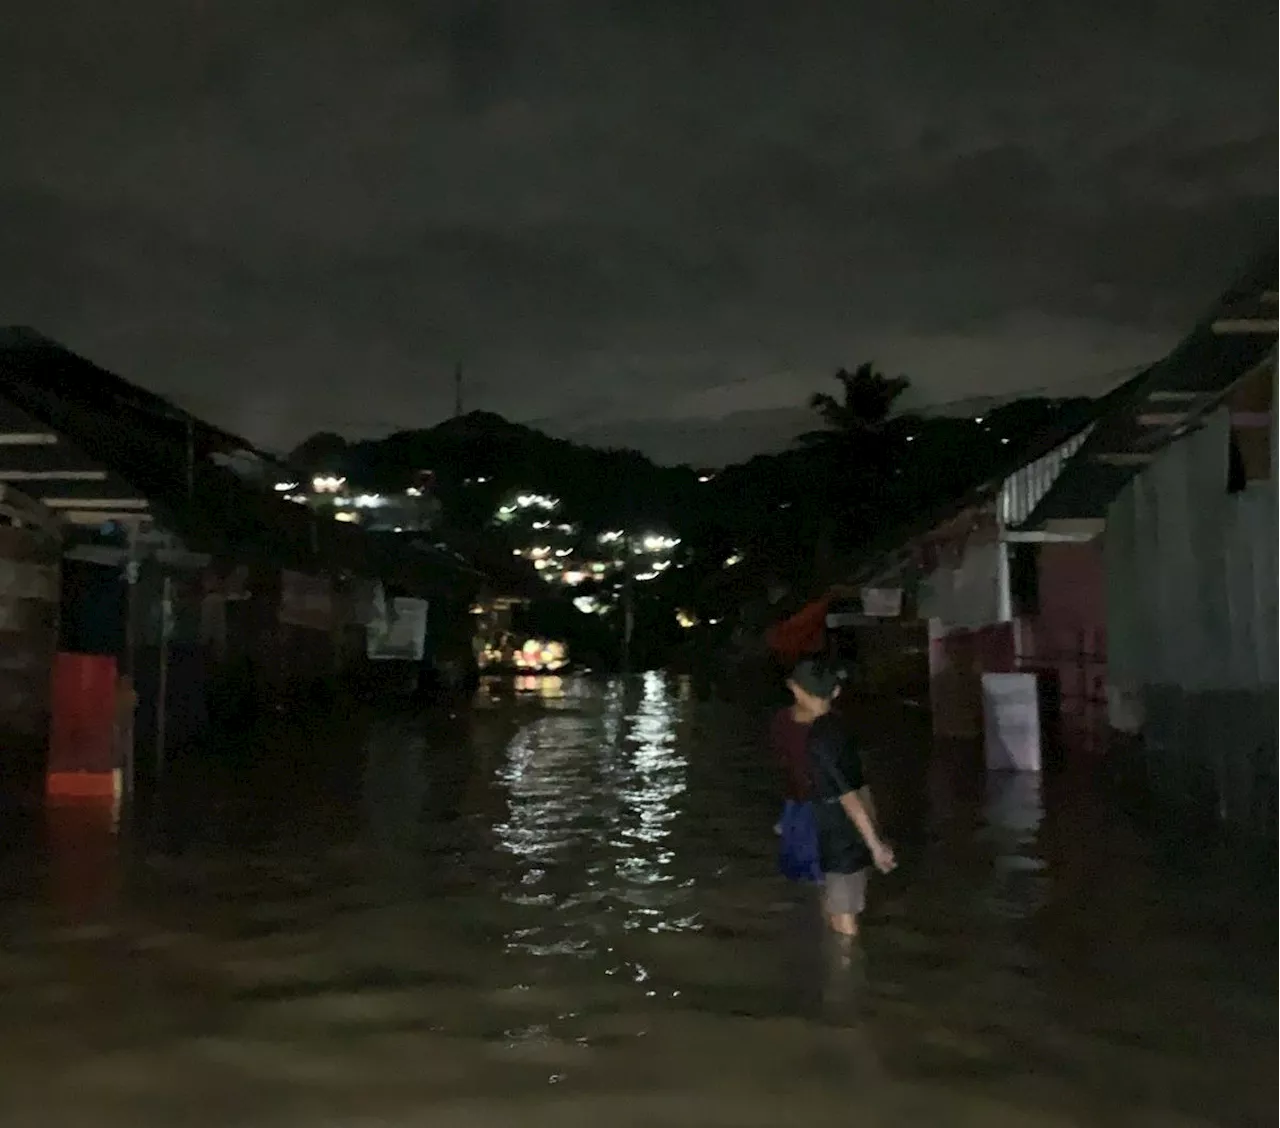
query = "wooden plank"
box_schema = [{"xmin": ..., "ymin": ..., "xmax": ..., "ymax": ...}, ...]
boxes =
[
  {"xmin": 59, "ymin": 510, "xmax": 150, "ymax": 526},
  {"xmin": 1001, "ymin": 530, "xmax": 1095, "ymax": 544},
  {"xmin": 0, "ymin": 432, "xmax": 57, "ymax": 445},
  {"xmin": 1212, "ymin": 318, "xmax": 1280, "ymax": 335},
  {"xmin": 1092, "ymin": 452, "xmax": 1154, "ymax": 466},
  {"xmin": 1139, "ymin": 410, "xmax": 1267, "ymax": 433},
  {"xmin": 1043, "ymin": 518, "xmax": 1106, "ymax": 538},
  {"xmin": 0, "ymin": 484, "xmax": 63, "ymax": 539},
  {"xmin": 0, "ymin": 469, "xmax": 107, "ymax": 481},
  {"xmin": 42, "ymin": 497, "xmax": 148, "ymax": 509}
]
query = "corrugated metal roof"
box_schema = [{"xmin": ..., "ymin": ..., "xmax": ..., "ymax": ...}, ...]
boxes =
[
  {"xmin": 1017, "ymin": 250, "xmax": 1278, "ymax": 529},
  {"xmin": 0, "ymin": 329, "xmax": 481, "ymax": 593},
  {"xmin": 0, "ymin": 327, "xmax": 272, "ymax": 459},
  {"xmin": 841, "ymin": 376, "xmax": 1145, "ymax": 586}
]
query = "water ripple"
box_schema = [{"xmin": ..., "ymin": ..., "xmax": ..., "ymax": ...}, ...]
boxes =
[{"xmin": 0, "ymin": 676, "xmax": 1272, "ymax": 1125}]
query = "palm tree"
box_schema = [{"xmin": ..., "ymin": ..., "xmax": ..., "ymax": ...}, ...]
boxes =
[
  {"xmin": 800, "ymin": 363, "xmax": 911, "ymax": 443},
  {"xmin": 796, "ymin": 364, "xmax": 914, "ymax": 563}
]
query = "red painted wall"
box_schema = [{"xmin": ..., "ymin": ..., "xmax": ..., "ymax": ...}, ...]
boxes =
[
  {"xmin": 929, "ymin": 620, "xmax": 1017, "ymax": 738},
  {"xmin": 1024, "ymin": 541, "xmax": 1107, "ymax": 724}
]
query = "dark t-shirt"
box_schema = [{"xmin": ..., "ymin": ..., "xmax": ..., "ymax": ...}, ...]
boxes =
[
  {"xmin": 808, "ymin": 713, "xmax": 872, "ymax": 874},
  {"xmin": 771, "ymin": 708, "xmax": 814, "ymax": 802}
]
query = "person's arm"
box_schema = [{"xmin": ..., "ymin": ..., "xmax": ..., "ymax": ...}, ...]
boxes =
[
  {"xmin": 837, "ymin": 789, "xmax": 895, "ymax": 873},
  {"xmin": 821, "ymin": 730, "xmax": 894, "ymax": 873},
  {"xmin": 857, "ymin": 785, "xmax": 877, "ymax": 824}
]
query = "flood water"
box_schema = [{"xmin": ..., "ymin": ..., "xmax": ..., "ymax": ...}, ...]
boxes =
[{"xmin": 1, "ymin": 672, "xmax": 1275, "ymax": 1127}]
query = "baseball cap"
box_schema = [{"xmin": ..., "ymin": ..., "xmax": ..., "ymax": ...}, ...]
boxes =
[{"xmin": 788, "ymin": 657, "xmax": 845, "ymax": 700}]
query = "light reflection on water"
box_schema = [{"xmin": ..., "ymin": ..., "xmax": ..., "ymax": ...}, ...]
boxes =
[
  {"xmin": 0, "ymin": 675, "xmax": 1273, "ymax": 1126},
  {"xmin": 979, "ymin": 771, "xmax": 1051, "ymax": 921},
  {"xmin": 495, "ymin": 672, "xmax": 698, "ymax": 962}
]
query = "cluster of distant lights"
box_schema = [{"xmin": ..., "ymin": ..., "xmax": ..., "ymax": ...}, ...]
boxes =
[
  {"xmin": 496, "ymin": 493, "xmax": 560, "ymax": 519},
  {"xmin": 273, "ymin": 475, "xmax": 434, "ymax": 530},
  {"xmin": 479, "ymin": 638, "xmax": 567, "ymax": 673},
  {"xmin": 276, "ymin": 474, "xmax": 733, "ymax": 632},
  {"xmin": 496, "ymin": 493, "xmax": 684, "ymax": 597},
  {"xmin": 514, "ymin": 531, "xmax": 681, "ymax": 593}
]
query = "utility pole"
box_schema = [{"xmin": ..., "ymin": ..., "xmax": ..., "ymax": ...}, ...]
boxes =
[{"xmin": 454, "ymin": 363, "xmax": 463, "ymax": 417}]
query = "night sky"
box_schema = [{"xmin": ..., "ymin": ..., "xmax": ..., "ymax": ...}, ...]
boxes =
[{"xmin": 1, "ymin": 2, "xmax": 1274, "ymax": 464}]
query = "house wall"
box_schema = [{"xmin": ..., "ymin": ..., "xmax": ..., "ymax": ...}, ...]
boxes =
[
  {"xmin": 1105, "ymin": 384, "xmax": 1278, "ymax": 844},
  {"xmin": 1020, "ymin": 541, "xmax": 1108, "ymax": 732},
  {"xmin": 918, "ymin": 537, "xmax": 1003, "ymax": 629},
  {"xmin": 920, "ymin": 518, "xmax": 1111, "ymax": 747},
  {"xmin": 874, "ymin": 420, "xmax": 1104, "ymax": 745},
  {"xmin": 927, "ymin": 616, "xmax": 1017, "ymax": 738},
  {"xmin": 846, "ymin": 619, "xmax": 930, "ymax": 699},
  {"xmin": 0, "ymin": 525, "xmax": 59, "ymax": 801},
  {"xmin": 917, "ymin": 527, "xmax": 1018, "ymax": 738}
]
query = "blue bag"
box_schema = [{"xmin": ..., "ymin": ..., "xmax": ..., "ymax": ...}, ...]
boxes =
[{"xmin": 776, "ymin": 798, "xmax": 822, "ymax": 883}]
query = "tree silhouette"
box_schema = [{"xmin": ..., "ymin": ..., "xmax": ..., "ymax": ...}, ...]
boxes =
[
  {"xmin": 800, "ymin": 362, "xmax": 911, "ymax": 443},
  {"xmin": 790, "ymin": 364, "xmax": 915, "ymax": 564}
]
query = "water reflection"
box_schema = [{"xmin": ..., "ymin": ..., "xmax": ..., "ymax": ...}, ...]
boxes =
[
  {"xmin": 607, "ymin": 672, "xmax": 691, "ymax": 931},
  {"xmin": 513, "ymin": 674, "xmax": 565, "ymax": 700},
  {"xmin": 979, "ymin": 771, "xmax": 1050, "ymax": 921},
  {"xmin": 0, "ymin": 679, "xmax": 1272, "ymax": 1125},
  {"xmin": 494, "ymin": 673, "xmax": 696, "ymax": 961}
]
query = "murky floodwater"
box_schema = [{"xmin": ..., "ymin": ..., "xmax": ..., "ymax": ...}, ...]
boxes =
[{"xmin": 1, "ymin": 673, "xmax": 1274, "ymax": 1126}]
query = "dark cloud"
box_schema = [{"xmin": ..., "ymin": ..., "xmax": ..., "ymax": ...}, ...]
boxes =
[{"xmin": 0, "ymin": 0, "xmax": 1274, "ymax": 463}]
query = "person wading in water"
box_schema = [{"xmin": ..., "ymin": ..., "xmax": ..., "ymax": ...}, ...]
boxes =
[
  {"xmin": 771, "ymin": 673, "xmax": 820, "ymax": 881},
  {"xmin": 778, "ymin": 658, "xmax": 895, "ymax": 942}
]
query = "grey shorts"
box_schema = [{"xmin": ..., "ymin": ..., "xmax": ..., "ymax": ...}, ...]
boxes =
[{"xmin": 822, "ymin": 868, "xmax": 868, "ymax": 917}]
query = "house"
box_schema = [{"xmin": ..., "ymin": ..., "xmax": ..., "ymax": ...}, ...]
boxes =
[
  {"xmin": 0, "ymin": 328, "xmax": 486, "ymax": 804},
  {"xmin": 837, "ymin": 389, "xmax": 1127, "ymax": 731},
  {"xmin": 758, "ymin": 390, "xmax": 1119, "ymax": 705},
  {"xmin": 838, "ymin": 250, "xmax": 1276, "ymax": 845},
  {"xmin": 1012, "ymin": 253, "xmax": 1277, "ymax": 843}
]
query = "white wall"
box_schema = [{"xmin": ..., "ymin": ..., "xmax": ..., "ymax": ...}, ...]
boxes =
[
  {"xmin": 1106, "ymin": 397, "xmax": 1277, "ymax": 694},
  {"xmin": 1104, "ymin": 365, "xmax": 1278, "ymax": 841},
  {"xmin": 917, "ymin": 538, "xmax": 1003, "ymax": 631}
]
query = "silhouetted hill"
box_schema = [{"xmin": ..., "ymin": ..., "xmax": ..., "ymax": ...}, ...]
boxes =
[
  {"xmin": 287, "ymin": 395, "xmax": 1095, "ymax": 574},
  {"xmin": 289, "ymin": 411, "xmax": 697, "ymax": 535}
]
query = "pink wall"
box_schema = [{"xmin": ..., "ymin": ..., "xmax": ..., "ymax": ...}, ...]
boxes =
[
  {"xmin": 925, "ymin": 540, "xmax": 1109, "ymax": 747},
  {"xmin": 1024, "ymin": 542, "xmax": 1107, "ymax": 723},
  {"xmin": 929, "ymin": 620, "xmax": 1017, "ymax": 738}
]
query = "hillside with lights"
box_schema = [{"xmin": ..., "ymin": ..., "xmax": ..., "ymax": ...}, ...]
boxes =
[{"xmin": 278, "ymin": 395, "xmax": 1094, "ymax": 669}]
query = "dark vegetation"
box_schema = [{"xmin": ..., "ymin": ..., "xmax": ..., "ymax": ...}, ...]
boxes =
[{"xmin": 287, "ymin": 366, "xmax": 1092, "ymax": 666}]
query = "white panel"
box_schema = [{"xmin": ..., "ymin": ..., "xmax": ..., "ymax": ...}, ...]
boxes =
[
  {"xmin": 998, "ymin": 425, "xmax": 1094, "ymax": 527},
  {"xmin": 982, "ymin": 673, "xmax": 1042, "ymax": 771}
]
